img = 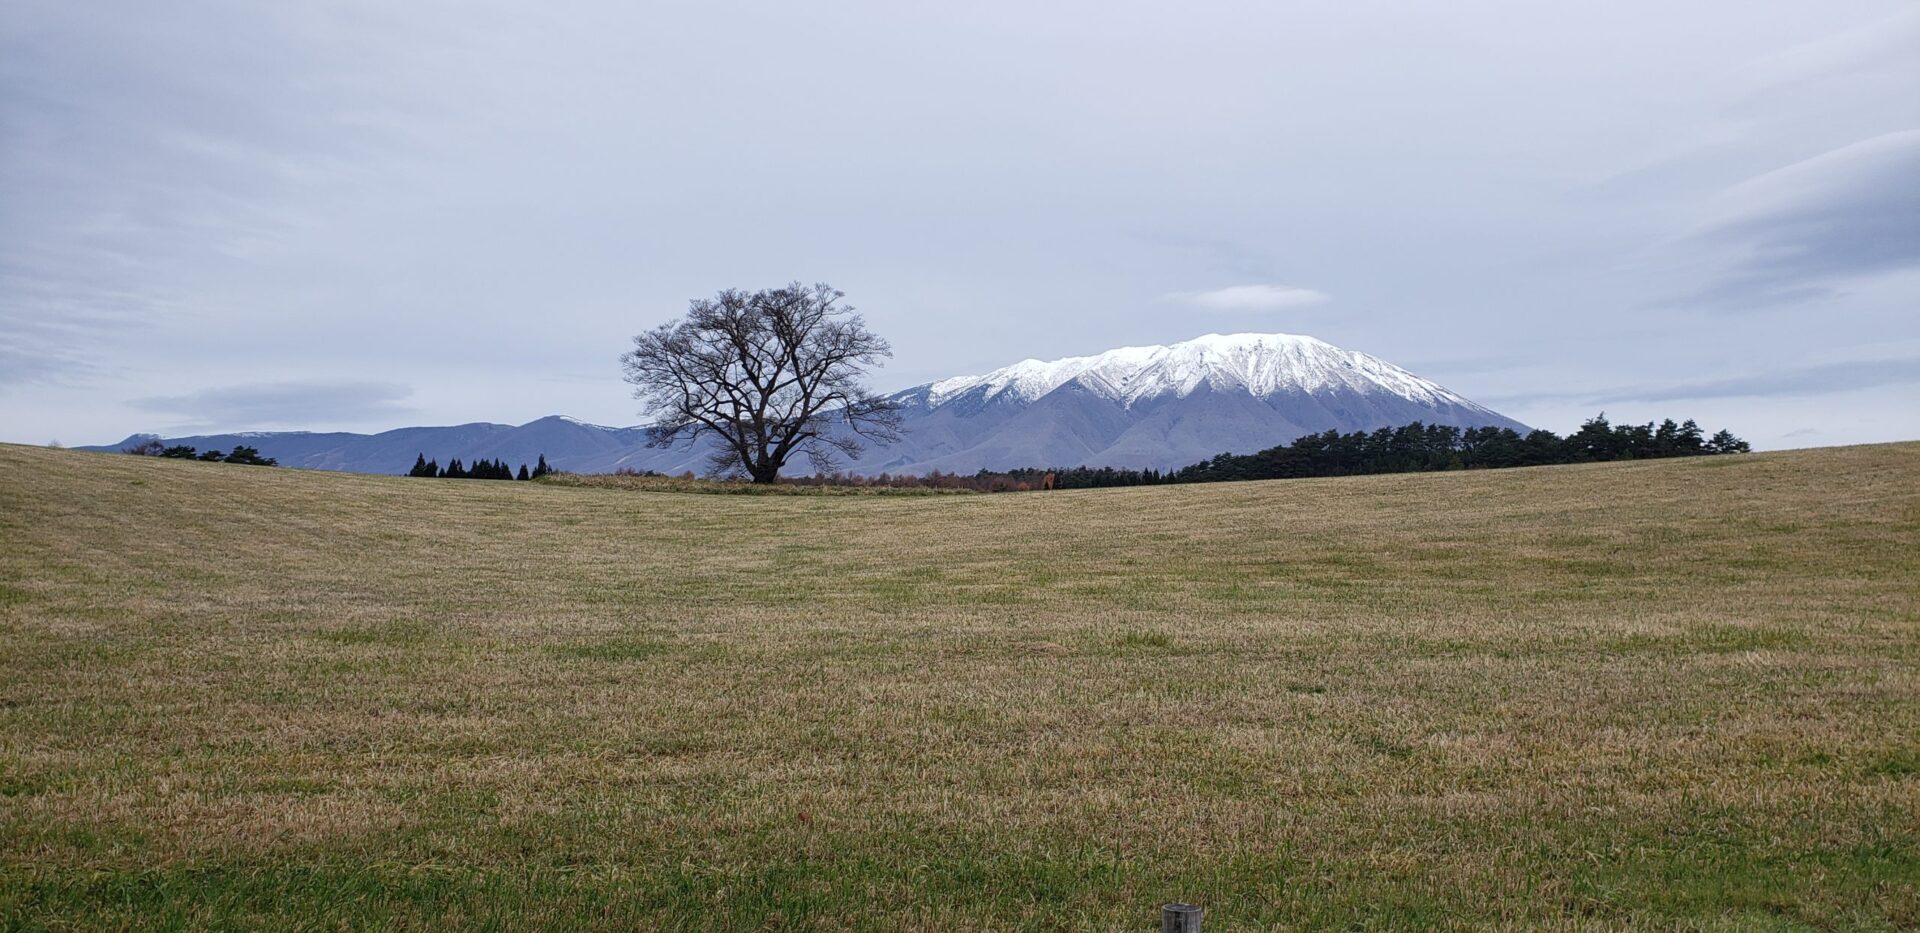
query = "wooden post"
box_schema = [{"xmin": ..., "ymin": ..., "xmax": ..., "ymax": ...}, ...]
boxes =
[{"xmin": 1161, "ymin": 902, "xmax": 1201, "ymax": 933}]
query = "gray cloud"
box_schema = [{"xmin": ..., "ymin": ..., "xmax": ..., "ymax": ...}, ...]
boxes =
[
  {"xmin": 1167, "ymin": 285, "xmax": 1329, "ymax": 312},
  {"xmin": 1681, "ymin": 130, "xmax": 1920, "ymax": 307},
  {"xmin": 1632, "ymin": 357, "xmax": 1920, "ymax": 401},
  {"xmin": 1486, "ymin": 356, "xmax": 1920, "ymax": 407},
  {"xmin": 130, "ymin": 381, "xmax": 415, "ymax": 429}
]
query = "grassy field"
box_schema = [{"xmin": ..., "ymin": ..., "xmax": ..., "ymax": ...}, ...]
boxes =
[{"xmin": 1, "ymin": 442, "xmax": 1916, "ymax": 930}]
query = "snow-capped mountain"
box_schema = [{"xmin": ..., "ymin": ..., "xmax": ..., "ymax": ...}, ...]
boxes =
[
  {"xmin": 83, "ymin": 333, "xmax": 1524, "ymax": 475},
  {"xmin": 921, "ymin": 333, "xmax": 1490, "ymax": 410},
  {"xmin": 870, "ymin": 333, "xmax": 1525, "ymax": 473}
]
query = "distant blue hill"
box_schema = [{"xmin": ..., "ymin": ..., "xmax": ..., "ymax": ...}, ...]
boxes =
[{"xmin": 80, "ymin": 416, "xmax": 692, "ymax": 476}]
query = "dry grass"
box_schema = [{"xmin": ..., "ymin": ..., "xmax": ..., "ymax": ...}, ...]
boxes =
[{"xmin": 1, "ymin": 441, "xmax": 1916, "ymax": 929}]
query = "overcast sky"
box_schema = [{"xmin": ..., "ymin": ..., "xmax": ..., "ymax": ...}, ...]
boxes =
[{"xmin": 4, "ymin": 1, "xmax": 1917, "ymax": 449}]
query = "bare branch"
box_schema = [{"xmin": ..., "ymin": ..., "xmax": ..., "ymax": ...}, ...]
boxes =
[{"xmin": 620, "ymin": 282, "xmax": 903, "ymax": 483}]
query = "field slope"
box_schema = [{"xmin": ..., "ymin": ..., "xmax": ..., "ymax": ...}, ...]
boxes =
[{"xmin": 2, "ymin": 442, "xmax": 1916, "ymax": 929}]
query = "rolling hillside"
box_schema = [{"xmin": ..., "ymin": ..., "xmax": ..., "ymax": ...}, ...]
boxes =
[{"xmin": 2, "ymin": 442, "xmax": 1916, "ymax": 928}]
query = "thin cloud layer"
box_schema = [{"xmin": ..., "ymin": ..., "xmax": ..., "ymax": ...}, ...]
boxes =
[
  {"xmin": 1170, "ymin": 285, "xmax": 1330, "ymax": 312},
  {"xmin": 1684, "ymin": 130, "xmax": 1920, "ymax": 307},
  {"xmin": 1633, "ymin": 357, "xmax": 1920, "ymax": 402},
  {"xmin": 1485, "ymin": 355, "xmax": 1920, "ymax": 408},
  {"xmin": 130, "ymin": 381, "xmax": 416, "ymax": 430}
]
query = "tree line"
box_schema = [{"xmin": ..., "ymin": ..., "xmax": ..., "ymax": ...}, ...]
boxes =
[
  {"xmin": 780, "ymin": 414, "xmax": 1750, "ymax": 491},
  {"xmin": 1170, "ymin": 414, "xmax": 1747, "ymax": 484},
  {"xmin": 125, "ymin": 440, "xmax": 278, "ymax": 466},
  {"xmin": 408, "ymin": 453, "xmax": 553, "ymax": 481}
]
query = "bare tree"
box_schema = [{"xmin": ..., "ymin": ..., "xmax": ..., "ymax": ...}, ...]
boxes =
[{"xmin": 621, "ymin": 282, "xmax": 902, "ymax": 483}]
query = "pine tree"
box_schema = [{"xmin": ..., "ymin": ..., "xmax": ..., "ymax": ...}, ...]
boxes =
[
  {"xmin": 410, "ymin": 453, "xmax": 432, "ymax": 477},
  {"xmin": 531, "ymin": 454, "xmax": 551, "ymax": 479},
  {"xmin": 1707, "ymin": 429, "xmax": 1750, "ymax": 454},
  {"xmin": 221, "ymin": 445, "xmax": 276, "ymax": 466},
  {"xmin": 1675, "ymin": 420, "xmax": 1706, "ymax": 455},
  {"xmin": 517, "ymin": 464, "xmax": 530, "ymax": 481}
]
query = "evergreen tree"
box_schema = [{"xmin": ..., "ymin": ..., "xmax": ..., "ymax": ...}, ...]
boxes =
[
  {"xmin": 531, "ymin": 454, "xmax": 551, "ymax": 478},
  {"xmin": 409, "ymin": 453, "xmax": 434, "ymax": 477},
  {"xmin": 223, "ymin": 445, "xmax": 277, "ymax": 466},
  {"xmin": 517, "ymin": 464, "xmax": 530, "ymax": 480},
  {"xmin": 1675, "ymin": 419, "xmax": 1707, "ymax": 455},
  {"xmin": 197, "ymin": 449, "xmax": 226, "ymax": 461},
  {"xmin": 1707, "ymin": 429, "xmax": 1751, "ymax": 454},
  {"xmin": 1653, "ymin": 419, "xmax": 1681, "ymax": 456},
  {"xmin": 1565, "ymin": 414, "xmax": 1620, "ymax": 462}
]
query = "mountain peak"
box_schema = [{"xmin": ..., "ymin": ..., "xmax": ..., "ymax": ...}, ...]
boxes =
[
  {"xmin": 919, "ymin": 331, "xmax": 1469, "ymax": 409},
  {"xmin": 535, "ymin": 415, "xmax": 624, "ymax": 430}
]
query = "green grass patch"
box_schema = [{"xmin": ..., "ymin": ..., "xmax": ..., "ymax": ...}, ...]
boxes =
[{"xmin": 546, "ymin": 637, "xmax": 674, "ymax": 661}]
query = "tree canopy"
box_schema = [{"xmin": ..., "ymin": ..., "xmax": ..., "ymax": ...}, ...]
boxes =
[{"xmin": 621, "ymin": 282, "xmax": 901, "ymax": 483}]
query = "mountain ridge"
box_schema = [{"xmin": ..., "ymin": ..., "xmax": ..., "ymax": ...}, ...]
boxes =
[
  {"xmin": 81, "ymin": 332, "xmax": 1527, "ymax": 475},
  {"xmin": 871, "ymin": 332, "xmax": 1525, "ymax": 473}
]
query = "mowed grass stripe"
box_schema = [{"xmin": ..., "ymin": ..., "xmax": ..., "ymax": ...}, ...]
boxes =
[{"xmin": 1, "ymin": 442, "xmax": 1916, "ymax": 929}]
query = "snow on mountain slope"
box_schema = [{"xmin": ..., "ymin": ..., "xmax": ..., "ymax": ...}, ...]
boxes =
[
  {"xmin": 925, "ymin": 333, "xmax": 1479, "ymax": 409},
  {"xmin": 876, "ymin": 333, "xmax": 1525, "ymax": 472}
]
